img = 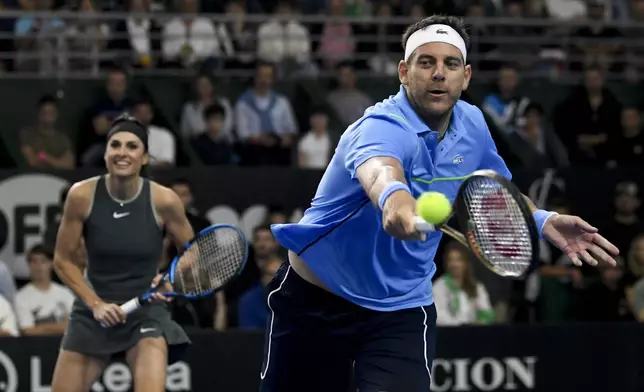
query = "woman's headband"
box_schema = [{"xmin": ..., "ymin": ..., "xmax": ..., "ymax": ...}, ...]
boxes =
[
  {"xmin": 107, "ymin": 115, "xmax": 149, "ymax": 151},
  {"xmin": 404, "ymin": 24, "xmax": 467, "ymax": 63}
]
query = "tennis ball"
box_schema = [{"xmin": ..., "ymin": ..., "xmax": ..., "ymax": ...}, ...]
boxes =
[{"xmin": 417, "ymin": 192, "xmax": 452, "ymax": 225}]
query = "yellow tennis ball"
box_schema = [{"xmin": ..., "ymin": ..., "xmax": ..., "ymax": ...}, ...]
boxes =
[{"xmin": 417, "ymin": 192, "xmax": 452, "ymax": 225}]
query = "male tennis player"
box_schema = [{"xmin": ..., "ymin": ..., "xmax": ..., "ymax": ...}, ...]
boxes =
[{"xmin": 264, "ymin": 15, "xmax": 619, "ymax": 392}]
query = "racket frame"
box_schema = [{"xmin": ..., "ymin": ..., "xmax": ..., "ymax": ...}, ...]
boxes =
[
  {"xmin": 105, "ymin": 224, "xmax": 249, "ymax": 323},
  {"xmin": 167, "ymin": 223, "xmax": 249, "ymax": 299},
  {"xmin": 416, "ymin": 170, "xmax": 540, "ymax": 279}
]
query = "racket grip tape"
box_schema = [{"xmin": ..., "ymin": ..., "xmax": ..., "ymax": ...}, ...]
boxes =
[
  {"xmin": 120, "ymin": 297, "xmax": 142, "ymax": 314},
  {"xmin": 99, "ymin": 297, "xmax": 142, "ymax": 328},
  {"xmin": 413, "ymin": 216, "xmax": 437, "ymax": 233}
]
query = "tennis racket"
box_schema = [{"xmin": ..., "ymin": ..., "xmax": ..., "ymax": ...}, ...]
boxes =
[
  {"xmin": 104, "ymin": 224, "xmax": 248, "ymax": 325},
  {"xmin": 413, "ymin": 170, "xmax": 540, "ymax": 278}
]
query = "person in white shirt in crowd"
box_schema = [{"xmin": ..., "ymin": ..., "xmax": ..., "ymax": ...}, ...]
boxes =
[
  {"xmin": 15, "ymin": 244, "xmax": 74, "ymax": 336},
  {"xmin": 297, "ymin": 106, "xmax": 332, "ymax": 169},
  {"xmin": 132, "ymin": 98, "xmax": 177, "ymax": 166},
  {"xmin": 0, "ymin": 260, "xmax": 17, "ymax": 308},
  {"xmin": 180, "ymin": 73, "xmax": 234, "ymax": 140},
  {"xmin": 107, "ymin": 0, "xmax": 162, "ymax": 69},
  {"xmin": 0, "ymin": 294, "xmax": 18, "ymax": 336},
  {"xmin": 433, "ymin": 242, "xmax": 495, "ymax": 326},
  {"xmin": 257, "ymin": 0, "xmax": 316, "ymax": 78},
  {"xmin": 235, "ymin": 61, "xmax": 298, "ymax": 165},
  {"xmin": 162, "ymin": 0, "xmax": 231, "ymax": 68}
]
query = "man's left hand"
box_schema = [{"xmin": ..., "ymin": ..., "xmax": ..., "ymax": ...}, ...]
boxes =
[{"xmin": 543, "ymin": 214, "xmax": 619, "ymax": 267}]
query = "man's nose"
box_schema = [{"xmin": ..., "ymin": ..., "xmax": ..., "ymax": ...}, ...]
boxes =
[{"xmin": 431, "ymin": 66, "xmax": 446, "ymax": 81}]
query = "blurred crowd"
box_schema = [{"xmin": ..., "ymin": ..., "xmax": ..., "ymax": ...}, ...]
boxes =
[{"xmin": 0, "ymin": 0, "xmax": 644, "ymax": 337}]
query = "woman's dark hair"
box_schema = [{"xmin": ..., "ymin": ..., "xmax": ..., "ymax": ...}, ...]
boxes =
[
  {"xmin": 106, "ymin": 112, "xmax": 151, "ymax": 177},
  {"xmin": 443, "ymin": 241, "xmax": 478, "ymax": 298}
]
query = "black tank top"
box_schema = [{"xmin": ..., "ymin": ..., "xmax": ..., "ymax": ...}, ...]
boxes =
[{"xmin": 82, "ymin": 176, "xmax": 163, "ymax": 303}]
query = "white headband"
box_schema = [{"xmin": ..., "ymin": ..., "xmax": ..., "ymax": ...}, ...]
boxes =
[{"xmin": 404, "ymin": 24, "xmax": 467, "ymax": 63}]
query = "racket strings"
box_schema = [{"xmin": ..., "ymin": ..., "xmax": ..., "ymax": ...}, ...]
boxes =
[
  {"xmin": 463, "ymin": 177, "xmax": 533, "ymax": 276},
  {"xmin": 174, "ymin": 227, "xmax": 246, "ymax": 296}
]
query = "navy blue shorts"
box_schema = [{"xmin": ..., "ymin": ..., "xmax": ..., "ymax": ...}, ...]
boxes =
[{"xmin": 259, "ymin": 263, "xmax": 437, "ymax": 392}]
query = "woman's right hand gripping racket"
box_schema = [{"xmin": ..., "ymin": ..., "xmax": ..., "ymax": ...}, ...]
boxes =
[
  {"xmin": 102, "ymin": 224, "xmax": 249, "ymax": 327},
  {"xmin": 413, "ymin": 170, "xmax": 540, "ymax": 279}
]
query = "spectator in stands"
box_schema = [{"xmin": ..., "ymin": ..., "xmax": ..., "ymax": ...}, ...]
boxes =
[
  {"xmin": 257, "ymin": 0, "xmax": 314, "ymax": 78},
  {"xmin": 544, "ymin": 0, "xmax": 587, "ymax": 19},
  {"xmin": 465, "ymin": 0, "xmax": 498, "ymax": 71},
  {"xmin": 15, "ymin": 244, "xmax": 74, "ymax": 336},
  {"xmin": 360, "ymin": 3, "xmax": 402, "ymax": 76},
  {"xmin": 482, "ymin": 64, "xmax": 531, "ymax": 136},
  {"xmin": 580, "ymin": 257, "xmax": 634, "ymax": 322},
  {"xmin": 507, "ymin": 102, "xmax": 569, "ymax": 169},
  {"xmin": 265, "ymin": 205, "xmax": 287, "ymax": 225},
  {"xmin": 0, "ymin": 260, "xmax": 17, "ymax": 308},
  {"xmin": 555, "ymin": 65, "xmax": 621, "ymax": 164},
  {"xmin": 297, "ymin": 106, "xmax": 332, "ymax": 169},
  {"xmin": 494, "ymin": 0, "xmax": 540, "ymax": 70},
  {"xmin": 235, "ymin": 61, "xmax": 297, "ymax": 166},
  {"xmin": 80, "ymin": 66, "xmax": 133, "ymax": 166},
  {"xmin": 162, "ymin": 0, "xmax": 229, "ymax": 69},
  {"xmin": 169, "ymin": 178, "xmax": 210, "ymax": 232},
  {"xmin": 237, "ymin": 225, "xmax": 284, "ymax": 329},
  {"xmin": 0, "ymin": 293, "xmax": 18, "ymax": 336},
  {"xmin": 65, "ymin": 0, "xmax": 110, "ymax": 72},
  {"xmin": 106, "ymin": 0, "xmax": 162, "ymax": 69},
  {"xmin": 223, "ymin": 0, "xmax": 257, "ymax": 71},
  {"xmin": 316, "ymin": 0, "xmax": 355, "ymax": 70},
  {"xmin": 628, "ymin": 234, "xmax": 644, "ymax": 280},
  {"xmin": 326, "ymin": 61, "xmax": 373, "ymax": 126},
  {"xmin": 605, "ymin": 107, "xmax": 644, "ymax": 167},
  {"xmin": 631, "ymin": 262, "xmax": 644, "ymax": 322},
  {"xmin": 192, "ymin": 103, "xmax": 234, "ymax": 165},
  {"xmin": 13, "ymin": 0, "xmax": 65, "ymax": 73},
  {"xmin": 433, "ymin": 242, "xmax": 494, "ymax": 326},
  {"xmin": 132, "ymin": 97, "xmax": 177, "ymax": 166},
  {"xmin": 602, "ymin": 182, "xmax": 644, "ymax": 264},
  {"xmin": 20, "ymin": 95, "xmax": 74, "ymax": 169},
  {"xmin": 180, "ymin": 74, "xmax": 234, "ymax": 141},
  {"xmin": 571, "ymin": 0, "xmax": 623, "ymax": 72}
]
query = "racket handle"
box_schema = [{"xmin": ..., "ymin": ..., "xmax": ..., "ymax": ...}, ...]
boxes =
[
  {"xmin": 121, "ymin": 298, "xmax": 142, "ymax": 315},
  {"xmin": 100, "ymin": 297, "xmax": 142, "ymax": 328},
  {"xmin": 413, "ymin": 216, "xmax": 437, "ymax": 233}
]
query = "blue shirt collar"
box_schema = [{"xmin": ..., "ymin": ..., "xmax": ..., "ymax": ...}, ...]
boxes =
[{"xmin": 393, "ymin": 85, "xmax": 429, "ymax": 134}]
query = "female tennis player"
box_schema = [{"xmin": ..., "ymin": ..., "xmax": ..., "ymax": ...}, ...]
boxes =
[{"xmin": 51, "ymin": 114, "xmax": 195, "ymax": 392}]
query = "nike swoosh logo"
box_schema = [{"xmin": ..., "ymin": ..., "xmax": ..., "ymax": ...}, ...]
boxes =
[
  {"xmin": 113, "ymin": 212, "xmax": 130, "ymax": 219},
  {"xmin": 140, "ymin": 327, "xmax": 156, "ymax": 333}
]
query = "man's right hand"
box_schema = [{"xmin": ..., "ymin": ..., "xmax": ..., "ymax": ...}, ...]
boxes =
[
  {"xmin": 93, "ymin": 301, "xmax": 126, "ymax": 327},
  {"xmin": 382, "ymin": 191, "xmax": 426, "ymax": 241}
]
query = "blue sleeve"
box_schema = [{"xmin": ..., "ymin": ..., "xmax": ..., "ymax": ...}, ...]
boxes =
[
  {"xmin": 14, "ymin": 18, "xmax": 31, "ymax": 36},
  {"xmin": 477, "ymin": 109, "xmax": 512, "ymax": 180},
  {"xmin": 344, "ymin": 115, "xmax": 418, "ymax": 179}
]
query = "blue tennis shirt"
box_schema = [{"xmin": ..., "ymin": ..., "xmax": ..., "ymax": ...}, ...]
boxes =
[{"xmin": 272, "ymin": 85, "xmax": 512, "ymax": 311}]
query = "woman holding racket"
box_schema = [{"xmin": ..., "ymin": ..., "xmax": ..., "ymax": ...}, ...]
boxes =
[{"xmin": 51, "ymin": 113, "xmax": 195, "ymax": 392}]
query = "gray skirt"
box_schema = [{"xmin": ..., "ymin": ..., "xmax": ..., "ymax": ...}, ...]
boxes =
[{"xmin": 61, "ymin": 301, "xmax": 191, "ymax": 364}]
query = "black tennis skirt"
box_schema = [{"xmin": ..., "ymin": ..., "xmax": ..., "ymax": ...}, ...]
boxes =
[{"xmin": 61, "ymin": 300, "xmax": 191, "ymax": 364}]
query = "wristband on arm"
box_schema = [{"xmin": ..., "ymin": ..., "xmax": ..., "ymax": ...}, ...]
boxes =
[
  {"xmin": 533, "ymin": 209, "xmax": 558, "ymax": 239},
  {"xmin": 378, "ymin": 181, "xmax": 411, "ymax": 211}
]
